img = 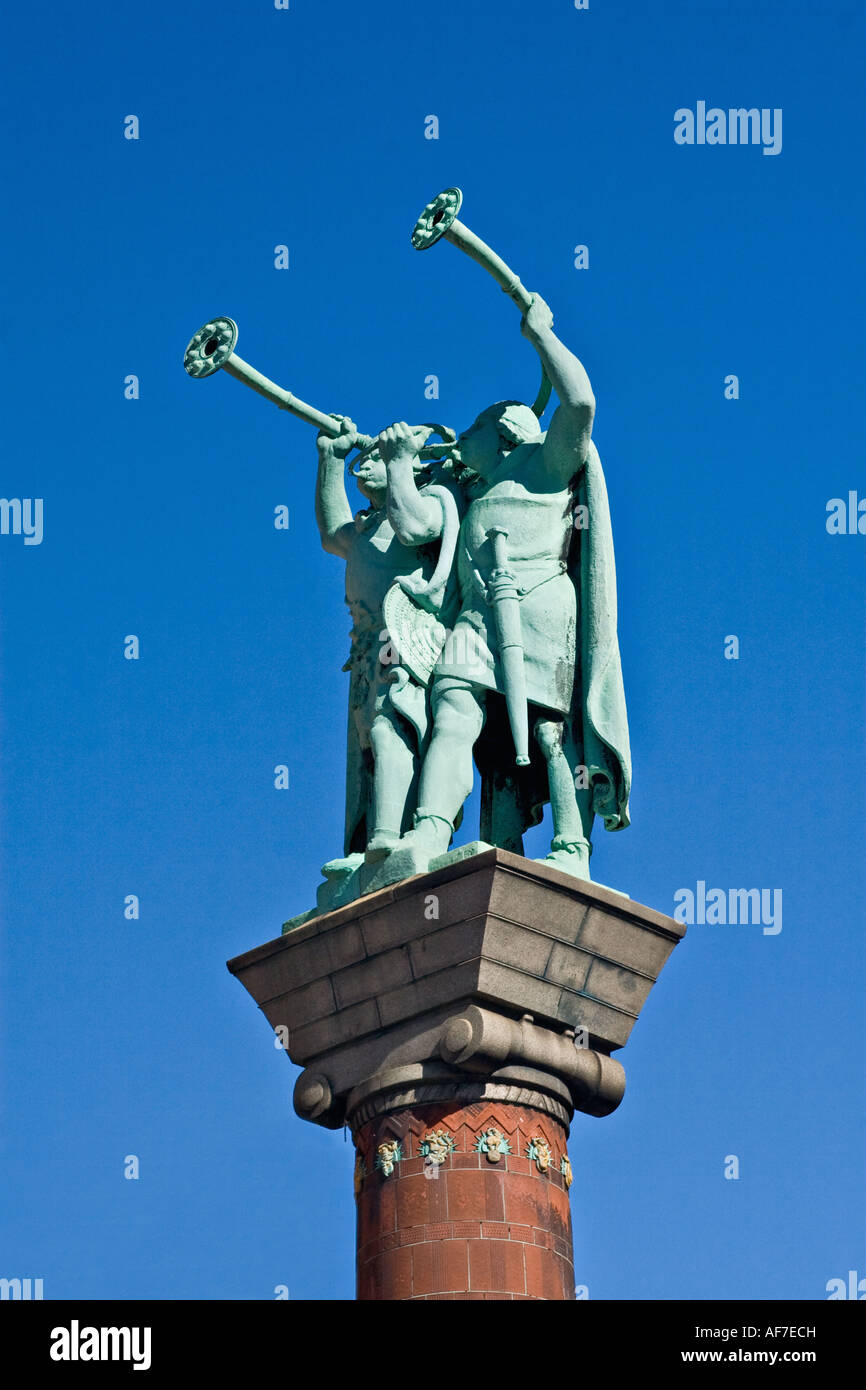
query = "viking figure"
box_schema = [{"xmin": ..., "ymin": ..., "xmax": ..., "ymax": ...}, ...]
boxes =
[
  {"xmin": 314, "ymin": 417, "xmax": 463, "ymax": 876},
  {"xmin": 382, "ymin": 294, "xmax": 631, "ymax": 880}
]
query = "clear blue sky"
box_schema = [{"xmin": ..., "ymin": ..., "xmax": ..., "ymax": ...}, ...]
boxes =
[{"xmin": 1, "ymin": 0, "xmax": 863, "ymax": 1300}]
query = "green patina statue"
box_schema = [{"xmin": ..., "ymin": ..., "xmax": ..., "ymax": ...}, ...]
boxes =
[
  {"xmin": 313, "ymin": 418, "xmax": 464, "ymax": 880},
  {"xmin": 376, "ymin": 292, "xmax": 631, "ymax": 887},
  {"xmin": 184, "ymin": 188, "xmax": 631, "ymax": 912}
]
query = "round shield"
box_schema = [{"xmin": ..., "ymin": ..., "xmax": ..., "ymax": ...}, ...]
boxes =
[{"xmin": 184, "ymin": 317, "xmax": 238, "ymax": 378}]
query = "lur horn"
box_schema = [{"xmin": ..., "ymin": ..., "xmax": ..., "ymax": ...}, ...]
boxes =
[
  {"xmin": 183, "ymin": 317, "xmax": 376, "ymax": 450},
  {"xmin": 183, "ymin": 317, "xmax": 457, "ymax": 462},
  {"xmin": 411, "ymin": 188, "xmax": 552, "ymax": 417}
]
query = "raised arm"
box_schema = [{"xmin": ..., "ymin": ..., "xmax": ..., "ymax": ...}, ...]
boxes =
[
  {"xmin": 315, "ymin": 416, "xmax": 356, "ymax": 558},
  {"xmin": 521, "ymin": 295, "xmax": 595, "ymax": 484},
  {"xmin": 379, "ymin": 422, "xmax": 444, "ymax": 545}
]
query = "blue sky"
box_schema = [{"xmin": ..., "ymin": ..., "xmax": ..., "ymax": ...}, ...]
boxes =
[{"xmin": 1, "ymin": 0, "xmax": 863, "ymax": 1300}]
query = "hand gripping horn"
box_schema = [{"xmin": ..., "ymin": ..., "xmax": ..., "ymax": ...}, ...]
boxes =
[
  {"xmin": 411, "ymin": 188, "xmax": 552, "ymax": 418},
  {"xmin": 183, "ymin": 317, "xmax": 457, "ymax": 462}
]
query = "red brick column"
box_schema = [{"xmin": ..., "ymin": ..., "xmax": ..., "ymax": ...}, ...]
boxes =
[{"xmin": 353, "ymin": 1099, "xmax": 575, "ymax": 1301}]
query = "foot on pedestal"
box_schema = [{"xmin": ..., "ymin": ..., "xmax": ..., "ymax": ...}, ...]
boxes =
[
  {"xmin": 397, "ymin": 809, "xmax": 453, "ymax": 857},
  {"xmin": 321, "ymin": 852, "xmax": 365, "ymax": 880},
  {"xmin": 317, "ymin": 852, "xmax": 365, "ymax": 913},
  {"xmin": 364, "ymin": 829, "xmax": 400, "ymax": 865},
  {"xmin": 541, "ymin": 836, "xmax": 592, "ymax": 881},
  {"xmin": 364, "ymin": 809, "xmax": 454, "ymax": 886}
]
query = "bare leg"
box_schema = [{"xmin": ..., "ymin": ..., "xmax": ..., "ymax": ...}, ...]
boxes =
[
  {"xmin": 534, "ymin": 715, "xmax": 593, "ymax": 879},
  {"xmin": 366, "ymin": 709, "xmax": 418, "ymax": 861},
  {"xmin": 399, "ymin": 677, "xmax": 486, "ymax": 855}
]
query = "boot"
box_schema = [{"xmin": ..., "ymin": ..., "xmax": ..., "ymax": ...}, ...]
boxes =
[
  {"xmin": 364, "ymin": 828, "xmax": 401, "ymax": 864},
  {"xmin": 397, "ymin": 807, "xmax": 454, "ymax": 856},
  {"xmin": 543, "ymin": 835, "xmax": 592, "ymax": 880}
]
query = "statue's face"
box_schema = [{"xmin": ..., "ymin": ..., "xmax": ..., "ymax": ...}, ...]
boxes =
[
  {"xmin": 456, "ymin": 408, "xmax": 505, "ymax": 480},
  {"xmin": 457, "ymin": 404, "xmax": 539, "ymax": 481},
  {"xmin": 353, "ymin": 451, "xmax": 387, "ymax": 501}
]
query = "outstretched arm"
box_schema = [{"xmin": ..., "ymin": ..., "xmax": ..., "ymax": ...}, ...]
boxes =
[
  {"xmin": 521, "ymin": 295, "xmax": 595, "ymax": 484},
  {"xmin": 315, "ymin": 416, "xmax": 356, "ymax": 558},
  {"xmin": 380, "ymin": 422, "xmax": 444, "ymax": 545}
]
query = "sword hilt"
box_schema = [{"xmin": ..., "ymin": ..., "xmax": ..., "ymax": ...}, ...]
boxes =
[{"xmin": 486, "ymin": 526, "xmax": 515, "ymax": 585}]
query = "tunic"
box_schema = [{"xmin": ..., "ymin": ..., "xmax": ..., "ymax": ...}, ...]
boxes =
[{"xmin": 435, "ymin": 454, "xmax": 578, "ymax": 716}]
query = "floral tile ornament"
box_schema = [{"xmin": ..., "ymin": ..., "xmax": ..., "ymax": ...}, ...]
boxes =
[
  {"xmin": 526, "ymin": 1136, "xmax": 552, "ymax": 1173},
  {"xmin": 418, "ymin": 1129, "xmax": 455, "ymax": 1165},
  {"xmin": 475, "ymin": 1126, "xmax": 512, "ymax": 1163},
  {"xmin": 375, "ymin": 1140, "xmax": 402, "ymax": 1177}
]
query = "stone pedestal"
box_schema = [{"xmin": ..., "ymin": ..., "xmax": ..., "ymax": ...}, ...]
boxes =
[{"xmin": 227, "ymin": 847, "xmax": 685, "ymax": 1301}]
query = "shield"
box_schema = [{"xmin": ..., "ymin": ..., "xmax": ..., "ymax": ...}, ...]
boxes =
[{"xmin": 382, "ymin": 585, "xmax": 449, "ymax": 688}]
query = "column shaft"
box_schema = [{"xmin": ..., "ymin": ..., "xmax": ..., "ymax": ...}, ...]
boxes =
[{"xmin": 353, "ymin": 1100, "xmax": 575, "ymax": 1301}]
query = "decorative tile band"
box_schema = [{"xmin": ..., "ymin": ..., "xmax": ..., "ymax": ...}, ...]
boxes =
[{"xmin": 354, "ymin": 1108, "xmax": 573, "ymax": 1194}]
